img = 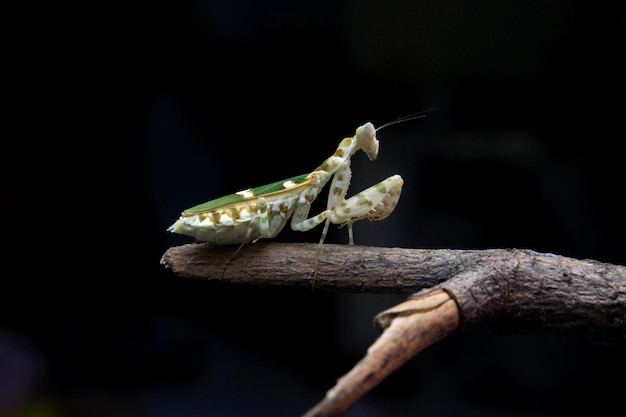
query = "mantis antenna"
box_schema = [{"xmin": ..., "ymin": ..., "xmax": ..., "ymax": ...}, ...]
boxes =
[{"xmin": 375, "ymin": 108, "xmax": 439, "ymax": 131}]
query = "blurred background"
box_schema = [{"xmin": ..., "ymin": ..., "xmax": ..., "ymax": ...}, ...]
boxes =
[{"xmin": 3, "ymin": 1, "xmax": 625, "ymax": 416}]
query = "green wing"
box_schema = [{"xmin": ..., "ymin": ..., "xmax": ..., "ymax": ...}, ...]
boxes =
[{"xmin": 183, "ymin": 173, "xmax": 311, "ymax": 213}]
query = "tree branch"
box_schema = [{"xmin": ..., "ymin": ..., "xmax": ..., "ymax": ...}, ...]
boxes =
[
  {"xmin": 161, "ymin": 242, "xmax": 472, "ymax": 293},
  {"xmin": 160, "ymin": 242, "xmax": 626, "ymax": 416},
  {"xmin": 161, "ymin": 242, "xmax": 625, "ymax": 345},
  {"xmin": 302, "ymin": 289, "xmax": 460, "ymax": 417}
]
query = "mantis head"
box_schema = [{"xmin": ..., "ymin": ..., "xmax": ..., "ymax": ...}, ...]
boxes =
[{"xmin": 355, "ymin": 122, "xmax": 379, "ymax": 161}]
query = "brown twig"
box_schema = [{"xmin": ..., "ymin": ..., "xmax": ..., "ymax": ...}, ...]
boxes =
[
  {"xmin": 160, "ymin": 242, "xmax": 626, "ymax": 416},
  {"xmin": 302, "ymin": 289, "xmax": 459, "ymax": 417},
  {"xmin": 161, "ymin": 242, "xmax": 469, "ymax": 292},
  {"xmin": 161, "ymin": 242, "xmax": 625, "ymax": 345}
]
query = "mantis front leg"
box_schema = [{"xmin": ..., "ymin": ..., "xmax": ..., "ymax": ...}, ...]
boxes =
[
  {"xmin": 322, "ymin": 163, "xmax": 353, "ymax": 244},
  {"xmin": 292, "ymin": 174, "xmax": 404, "ymax": 283},
  {"xmin": 290, "ymin": 161, "xmax": 353, "ymax": 245},
  {"xmin": 293, "ymin": 174, "xmax": 404, "ymax": 244}
]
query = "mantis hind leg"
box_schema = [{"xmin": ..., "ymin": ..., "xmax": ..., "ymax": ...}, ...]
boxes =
[
  {"xmin": 221, "ymin": 197, "xmax": 270, "ymax": 278},
  {"xmin": 220, "ymin": 227, "xmax": 255, "ymax": 279}
]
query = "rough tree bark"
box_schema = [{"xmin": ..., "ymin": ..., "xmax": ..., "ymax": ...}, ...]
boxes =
[{"xmin": 160, "ymin": 242, "xmax": 626, "ymax": 417}]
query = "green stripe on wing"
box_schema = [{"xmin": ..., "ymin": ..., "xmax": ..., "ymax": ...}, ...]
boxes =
[{"xmin": 183, "ymin": 173, "xmax": 311, "ymax": 213}]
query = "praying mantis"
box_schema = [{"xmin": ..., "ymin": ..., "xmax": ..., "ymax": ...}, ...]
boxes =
[{"xmin": 168, "ymin": 113, "xmax": 428, "ymax": 277}]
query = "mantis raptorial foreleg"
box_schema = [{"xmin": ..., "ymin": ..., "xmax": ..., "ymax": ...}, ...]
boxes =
[
  {"xmin": 326, "ymin": 165, "xmax": 352, "ymax": 213},
  {"xmin": 291, "ymin": 173, "xmax": 404, "ymax": 284},
  {"xmin": 292, "ymin": 174, "xmax": 404, "ymax": 242}
]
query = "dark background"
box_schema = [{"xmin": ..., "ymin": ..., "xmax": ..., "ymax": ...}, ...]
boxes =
[{"xmin": 3, "ymin": 1, "xmax": 625, "ymax": 416}]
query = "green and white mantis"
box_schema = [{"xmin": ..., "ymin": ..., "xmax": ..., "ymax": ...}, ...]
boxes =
[{"xmin": 168, "ymin": 114, "xmax": 427, "ymax": 275}]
